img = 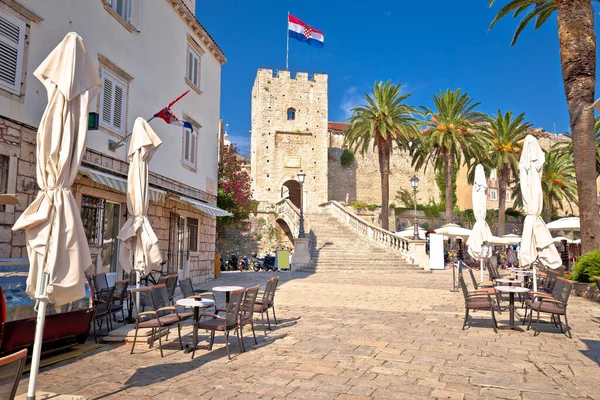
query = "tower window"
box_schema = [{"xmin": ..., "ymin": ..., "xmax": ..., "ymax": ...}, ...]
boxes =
[{"xmin": 287, "ymin": 108, "xmax": 296, "ymax": 121}]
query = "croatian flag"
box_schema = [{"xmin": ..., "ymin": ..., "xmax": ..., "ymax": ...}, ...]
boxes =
[
  {"xmin": 288, "ymin": 14, "xmax": 324, "ymax": 48},
  {"xmin": 154, "ymin": 107, "xmax": 193, "ymax": 131}
]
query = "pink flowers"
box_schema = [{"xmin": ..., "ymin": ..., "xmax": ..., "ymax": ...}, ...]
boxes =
[{"xmin": 218, "ymin": 146, "xmax": 256, "ymax": 232}]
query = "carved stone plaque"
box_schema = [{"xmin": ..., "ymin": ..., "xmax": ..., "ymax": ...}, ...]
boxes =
[{"xmin": 284, "ymin": 155, "xmax": 301, "ymax": 168}]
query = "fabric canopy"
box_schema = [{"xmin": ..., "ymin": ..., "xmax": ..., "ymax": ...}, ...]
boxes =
[
  {"xmin": 518, "ymin": 135, "xmax": 562, "ymax": 269},
  {"xmin": 117, "ymin": 118, "xmax": 163, "ymax": 275},
  {"xmin": 179, "ymin": 195, "xmax": 232, "ymax": 217},
  {"xmin": 79, "ymin": 166, "xmax": 166, "ymax": 203},
  {"xmin": 435, "ymin": 224, "xmax": 472, "ymax": 238},
  {"xmin": 12, "ymin": 32, "xmax": 101, "ymax": 305},
  {"xmin": 547, "ymin": 217, "xmax": 580, "ymax": 232},
  {"xmin": 467, "ymin": 164, "xmax": 492, "ymax": 260}
]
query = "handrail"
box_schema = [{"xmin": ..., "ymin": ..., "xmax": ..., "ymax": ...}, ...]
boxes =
[
  {"xmin": 319, "ymin": 201, "xmax": 419, "ymax": 261},
  {"xmin": 274, "ymin": 198, "xmax": 310, "ymax": 238}
]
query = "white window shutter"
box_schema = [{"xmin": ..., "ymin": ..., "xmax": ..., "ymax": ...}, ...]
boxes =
[
  {"xmin": 193, "ymin": 57, "xmax": 199, "ymax": 87},
  {"xmin": 101, "ymin": 73, "xmax": 114, "ymax": 126},
  {"xmin": 0, "ymin": 12, "xmax": 25, "ymax": 95},
  {"xmin": 184, "ymin": 129, "xmax": 190, "ymax": 162},
  {"xmin": 190, "ymin": 132, "xmax": 196, "ymax": 165},
  {"xmin": 113, "ymin": 83, "xmax": 124, "ymax": 132}
]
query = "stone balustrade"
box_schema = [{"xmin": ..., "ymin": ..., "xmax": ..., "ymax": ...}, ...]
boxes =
[
  {"xmin": 319, "ymin": 201, "xmax": 430, "ymax": 270},
  {"xmin": 274, "ymin": 198, "xmax": 310, "ymax": 238}
]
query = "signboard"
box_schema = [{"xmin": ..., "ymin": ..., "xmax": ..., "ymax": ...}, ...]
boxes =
[
  {"xmin": 429, "ymin": 234, "xmax": 445, "ymax": 270},
  {"xmin": 275, "ymin": 250, "xmax": 290, "ymax": 270}
]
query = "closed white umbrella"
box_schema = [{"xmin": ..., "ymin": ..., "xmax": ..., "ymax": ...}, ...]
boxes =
[
  {"xmin": 519, "ymin": 135, "xmax": 562, "ymax": 291},
  {"xmin": 11, "ymin": 33, "xmax": 101, "ymax": 399},
  {"xmin": 466, "ymin": 164, "xmax": 492, "ymax": 281},
  {"xmin": 117, "ymin": 118, "xmax": 163, "ymax": 307}
]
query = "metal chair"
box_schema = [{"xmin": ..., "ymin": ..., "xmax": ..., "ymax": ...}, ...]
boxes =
[
  {"xmin": 92, "ymin": 285, "xmax": 116, "ymax": 343},
  {"xmin": 0, "ymin": 349, "xmax": 27, "ymax": 400},
  {"xmin": 239, "ymin": 285, "xmax": 260, "ymax": 352},
  {"xmin": 159, "ymin": 274, "xmax": 179, "ymax": 304},
  {"xmin": 526, "ymin": 277, "xmax": 573, "ymax": 337},
  {"xmin": 254, "ymin": 276, "xmax": 279, "ymax": 334},
  {"xmin": 459, "ymin": 273, "xmax": 500, "ymax": 333},
  {"xmin": 110, "ymin": 279, "xmax": 129, "ymax": 325}
]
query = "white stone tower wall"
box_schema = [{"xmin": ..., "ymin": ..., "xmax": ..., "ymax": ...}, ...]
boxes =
[{"xmin": 250, "ymin": 69, "xmax": 328, "ymax": 213}]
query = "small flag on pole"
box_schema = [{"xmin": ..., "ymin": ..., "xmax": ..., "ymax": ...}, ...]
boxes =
[
  {"xmin": 153, "ymin": 90, "xmax": 193, "ymax": 131},
  {"xmin": 288, "ymin": 14, "xmax": 324, "ymax": 48}
]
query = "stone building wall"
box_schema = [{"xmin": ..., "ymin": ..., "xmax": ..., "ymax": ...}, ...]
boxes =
[
  {"xmin": 250, "ymin": 69, "xmax": 329, "ymax": 213},
  {"xmin": 0, "ymin": 116, "xmax": 216, "ymax": 285}
]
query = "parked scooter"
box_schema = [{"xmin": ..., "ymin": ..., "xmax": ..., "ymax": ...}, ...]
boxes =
[
  {"xmin": 225, "ymin": 254, "xmax": 239, "ymax": 271},
  {"xmin": 238, "ymin": 256, "xmax": 251, "ymax": 271}
]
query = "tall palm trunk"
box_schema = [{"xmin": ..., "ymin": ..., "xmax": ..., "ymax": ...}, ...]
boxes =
[
  {"xmin": 378, "ymin": 144, "xmax": 391, "ymax": 231},
  {"xmin": 544, "ymin": 194, "xmax": 553, "ymax": 223},
  {"xmin": 497, "ymin": 164, "xmax": 508, "ymax": 236},
  {"xmin": 445, "ymin": 149, "xmax": 455, "ymax": 224},
  {"xmin": 556, "ymin": 0, "xmax": 600, "ymax": 253}
]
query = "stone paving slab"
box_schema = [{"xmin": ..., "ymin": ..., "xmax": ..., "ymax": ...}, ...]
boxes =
[{"xmin": 15, "ymin": 270, "xmax": 600, "ymax": 399}]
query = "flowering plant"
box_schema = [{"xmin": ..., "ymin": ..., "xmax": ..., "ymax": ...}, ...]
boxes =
[{"xmin": 217, "ymin": 145, "xmax": 258, "ymax": 231}]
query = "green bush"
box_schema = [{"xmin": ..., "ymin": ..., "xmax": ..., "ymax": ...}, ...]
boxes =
[
  {"xmin": 350, "ymin": 200, "xmax": 368, "ymax": 211},
  {"xmin": 340, "ymin": 149, "xmax": 355, "ymax": 167},
  {"xmin": 505, "ymin": 208, "xmax": 523, "ymax": 218},
  {"xmin": 367, "ymin": 203, "xmax": 379, "ymax": 211},
  {"xmin": 570, "ymin": 250, "xmax": 600, "ymax": 283}
]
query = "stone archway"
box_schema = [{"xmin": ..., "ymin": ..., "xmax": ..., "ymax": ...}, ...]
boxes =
[
  {"xmin": 281, "ymin": 180, "xmax": 301, "ymax": 209},
  {"xmin": 275, "ymin": 218, "xmax": 294, "ymax": 248}
]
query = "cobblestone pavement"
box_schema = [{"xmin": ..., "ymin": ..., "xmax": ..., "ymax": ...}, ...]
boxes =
[{"xmin": 17, "ymin": 269, "xmax": 600, "ymax": 400}]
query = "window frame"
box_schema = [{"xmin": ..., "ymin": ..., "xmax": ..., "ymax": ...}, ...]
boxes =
[
  {"xmin": 187, "ymin": 217, "xmax": 199, "ymax": 252},
  {"xmin": 186, "ymin": 46, "xmax": 201, "ymax": 89},
  {"xmin": 490, "ymin": 169, "xmax": 497, "ymax": 180},
  {"xmin": 0, "ymin": 155, "xmax": 9, "ymax": 213},
  {"xmin": 287, "ymin": 108, "xmax": 296, "ymax": 121},
  {"xmin": 181, "ymin": 126, "xmax": 199, "ymax": 170},
  {"xmin": 490, "ymin": 188, "xmax": 498, "ymax": 201},
  {"xmin": 99, "ymin": 67, "xmax": 128, "ymax": 136},
  {"xmin": 81, "ymin": 195, "xmax": 105, "ymax": 247},
  {"xmin": 0, "ymin": 10, "xmax": 26, "ymax": 95}
]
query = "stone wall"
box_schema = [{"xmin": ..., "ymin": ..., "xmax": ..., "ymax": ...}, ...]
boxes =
[{"xmin": 250, "ymin": 69, "xmax": 329, "ymax": 213}]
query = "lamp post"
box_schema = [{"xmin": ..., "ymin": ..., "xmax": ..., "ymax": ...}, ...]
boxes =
[
  {"xmin": 410, "ymin": 175, "xmax": 420, "ymax": 240},
  {"xmin": 297, "ymin": 170, "xmax": 306, "ymax": 238}
]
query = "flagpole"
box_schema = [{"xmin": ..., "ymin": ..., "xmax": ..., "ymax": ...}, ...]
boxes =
[{"xmin": 286, "ymin": 11, "xmax": 290, "ymax": 71}]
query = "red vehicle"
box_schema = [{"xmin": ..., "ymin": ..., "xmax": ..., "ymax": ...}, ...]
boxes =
[{"xmin": 0, "ymin": 258, "xmax": 93, "ymax": 357}]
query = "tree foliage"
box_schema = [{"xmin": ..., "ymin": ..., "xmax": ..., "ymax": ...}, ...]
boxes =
[{"xmin": 217, "ymin": 145, "xmax": 257, "ymax": 231}]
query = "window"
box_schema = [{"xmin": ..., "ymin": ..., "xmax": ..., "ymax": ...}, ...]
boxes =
[
  {"xmin": 490, "ymin": 169, "xmax": 497, "ymax": 180},
  {"xmin": 182, "ymin": 127, "xmax": 198, "ymax": 169},
  {"xmin": 506, "ymin": 190, "xmax": 511, "ymax": 201},
  {"xmin": 490, "ymin": 188, "xmax": 498, "ymax": 201},
  {"xmin": 187, "ymin": 218, "xmax": 198, "ymax": 252},
  {"xmin": 110, "ymin": 0, "xmax": 133, "ymax": 23},
  {"xmin": 287, "ymin": 108, "xmax": 296, "ymax": 121},
  {"xmin": 0, "ymin": 11, "xmax": 26, "ymax": 95},
  {"xmin": 100, "ymin": 68, "xmax": 127, "ymax": 135},
  {"xmin": 0, "ymin": 155, "xmax": 9, "ymax": 212},
  {"xmin": 81, "ymin": 195, "xmax": 104, "ymax": 246},
  {"xmin": 187, "ymin": 46, "xmax": 201, "ymax": 88}
]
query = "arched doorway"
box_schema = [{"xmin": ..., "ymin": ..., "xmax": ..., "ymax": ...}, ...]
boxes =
[{"xmin": 281, "ymin": 180, "xmax": 301, "ymax": 209}]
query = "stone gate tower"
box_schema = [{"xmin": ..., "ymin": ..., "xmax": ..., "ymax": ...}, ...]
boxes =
[{"xmin": 250, "ymin": 69, "xmax": 328, "ymax": 213}]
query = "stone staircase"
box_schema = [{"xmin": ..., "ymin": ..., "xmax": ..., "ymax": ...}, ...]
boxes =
[{"xmin": 296, "ymin": 214, "xmax": 426, "ymax": 273}]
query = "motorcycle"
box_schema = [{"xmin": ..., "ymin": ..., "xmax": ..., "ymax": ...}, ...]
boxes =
[
  {"xmin": 225, "ymin": 254, "xmax": 239, "ymax": 271},
  {"xmin": 238, "ymin": 256, "xmax": 250, "ymax": 271}
]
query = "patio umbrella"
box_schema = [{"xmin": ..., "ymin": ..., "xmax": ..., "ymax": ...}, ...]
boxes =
[
  {"xmin": 117, "ymin": 118, "xmax": 163, "ymax": 308},
  {"xmin": 435, "ymin": 223, "xmax": 472, "ymax": 238},
  {"xmin": 11, "ymin": 33, "xmax": 101, "ymax": 399},
  {"xmin": 518, "ymin": 135, "xmax": 562, "ymax": 291},
  {"xmin": 547, "ymin": 217, "xmax": 580, "ymax": 231},
  {"xmin": 466, "ymin": 164, "xmax": 492, "ymax": 282},
  {"xmin": 395, "ymin": 226, "xmax": 426, "ymax": 239}
]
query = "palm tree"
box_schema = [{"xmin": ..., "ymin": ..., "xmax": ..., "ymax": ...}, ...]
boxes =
[
  {"xmin": 345, "ymin": 81, "xmax": 420, "ymax": 231},
  {"xmin": 512, "ymin": 149, "xmax": 578, "ymax": 222},
  {"xmin": 412, "ymin": 89, "xmax": 488, "ymax": 224},
  {"xmin": 488, "ymin": 0, "xmax": 600, "ymax": 253},
  {"xmin": 484, "ymin": 110, "xmax": 531, "ymax": 235},
  {"xmin": 553, "ymin": 115, "xmax": 600, "ymax": 175}
]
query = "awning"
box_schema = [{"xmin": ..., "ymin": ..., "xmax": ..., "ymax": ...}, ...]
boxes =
[
  {"xmin": 79, "ymin": 167, "xmax": 166, "ymax": 203},
  {"xmin": 179, "ymin": 195, "xmax": 232, "ymax": 217}
]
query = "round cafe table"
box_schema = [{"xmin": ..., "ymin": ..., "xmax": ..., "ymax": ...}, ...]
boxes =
[
  {"xmin": 494, "ymin": 286, "xmax": 530, "ymax": 330},
  {"xmin": 176, "ymin": 298, "xmax": 215, "ymax": 358},
  {"xmin": 212, "ymin": 285, "xmax": 245, "ymax": 305},
  {"xmin": 495, "ymin": 278, "xmax": 523, "ymax": 285}
]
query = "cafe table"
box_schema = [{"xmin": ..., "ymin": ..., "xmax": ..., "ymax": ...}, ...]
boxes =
[
  {"xmin": 212, "ymin": 285, "xmax": 245, "ymax": 304},
  {"xmin": 176, "ymin": 297, "xmax": 215, "ymax": 358},
  {"xmin": 494, "ymin": 285, "xmax": 530, "ymax": 330}
]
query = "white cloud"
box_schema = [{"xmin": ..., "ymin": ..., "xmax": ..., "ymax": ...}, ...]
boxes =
[{"xmin": 338, "ymin": 86, "xmax": 362, "ymax": 121}]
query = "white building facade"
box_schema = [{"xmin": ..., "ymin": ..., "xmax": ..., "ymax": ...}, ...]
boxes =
[{"xmin": 0, "ymin": 0, "xmax": 226, "ymax": 285}]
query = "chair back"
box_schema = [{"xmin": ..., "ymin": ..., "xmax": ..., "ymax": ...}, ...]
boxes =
[
  {"xmin": 0, "ymin": 349, "xmax": 27, "ymax": 400},
  {"xmin": 458, "ymin": 274, "xmax": 469, "ymax": 301},
  {"xmin": 113, "ymin": 279, "xmax": 129, "ymax": 306},
  {"xmin": 95, "ymin": 285, "xmax": 116, "ymax": 315},
  {"xmin": 166, "ymin": 274, "xmax": 179, "ymax": 299},
  {"xmin": 240, "ymin": 285, "xmax": 260, "ymax": 323},
  {"xmin": 179, "ymin": 277, "xmax": 195, "ymax": 298},
  {"xmin": 467, "ymin": 268, "xmax": 479, "ymax": 290},
  {"xmin": 130, "ymin": 286, "xmax": 153, "ymax": 316},
  {"xmin": 91, "ymin": 273, "xmax": 109, "ymax": 294},
  {"xmin": 224, "ymin": 289, "xmax": 244, "ymax": 327},
  {"xmin": 150, "ymin": 284, "xmax": 171, "ymax": 314},
  {"xmin": 487, "ymin": 264, "xmax": 498, "ymax": 280},
  {"xmin": 263, "ymin": 276, "xmax": 279, "ymax": 306},
  {"xmin": 544, "ymin": 269, "xmax": 559, "ymax": 292},
  {"xmin": 554, "ymin": 277, "xmax": 573, "ymax": 306}
]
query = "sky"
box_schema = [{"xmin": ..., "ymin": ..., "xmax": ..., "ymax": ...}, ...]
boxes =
[{"xmin": 196, "ymin": 1, "xmax": 600, "ymax": 158}]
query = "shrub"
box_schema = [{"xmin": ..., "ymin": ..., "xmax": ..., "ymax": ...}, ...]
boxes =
[
  {"xmin": 570, "ymin": 250, "xmax": 600, "ymax": 283},
  {"xmin": 350, "ymin": 200, "xmax": 368, "ymax": 211},
  {"xmin": 340, "ymin": 149, "xmax": 355, "ymax": 167},
  {"xmin": 505, "ymin": 208, "xmax": 523, "ymax": 218},
  {"xmin": 367, "ymin": 203, "xmax": 379, "ymax": 211}
]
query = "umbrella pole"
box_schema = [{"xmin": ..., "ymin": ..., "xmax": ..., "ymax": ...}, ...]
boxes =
[
  {"xmin": 480, "ymin": 257, "xmax": 484, "ymax": 283},
  {"xmin": 136, "ymin": 270, "xmax": 141, "ymax": 312},
  {"xmin": 533, "ymin": 262, "xmax": 538, "ymax": 292},
  {"xmin": 27, "ymin": 268, "xmax": 49, "ymax": 400}
]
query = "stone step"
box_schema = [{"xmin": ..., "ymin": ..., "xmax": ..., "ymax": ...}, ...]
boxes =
[{"xmin": 296, "ymin": 268, "xmax": 431, "ymax": 274}]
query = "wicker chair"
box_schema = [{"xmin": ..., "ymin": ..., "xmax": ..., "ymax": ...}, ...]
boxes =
[
  {"xmin": 526, "ymin": 277, "xmax": 573, "ymax": 337},
  {"xmin": 92, "ymin": 285, "xmax": 116, "ymax": 343},
  {"xmin": 197, "ymin": 288, "xmax": 244, "ymax": 359},
  {"xmin": 459, "ymin": 273, "xmax": 500, "ymax": 333},
  {"xmin": 0, "ymin": 349, "xmax": 27, "ymax": 400},
  {"xmin": 111, "ymin": 279, "xmax": 129, "ymax": 325},
  {"xmin": 130, "ymin": 284, "xmax": 185, "ymax": 357},
  {"xmin": 239, "ymin": 285, "xmax": 260, "ymax": 352}
]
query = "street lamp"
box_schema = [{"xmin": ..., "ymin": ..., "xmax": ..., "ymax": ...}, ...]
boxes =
[
  {"xmin": 297, "ymin": 170, "xmax": 306, "ymax": 238},
  {"xmin": 410, "ymin": 175, "xmax": 420, "ymax": 240}
]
